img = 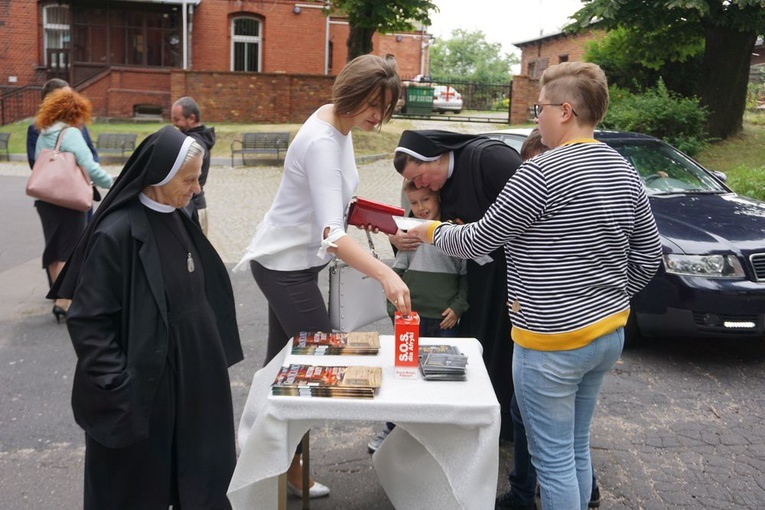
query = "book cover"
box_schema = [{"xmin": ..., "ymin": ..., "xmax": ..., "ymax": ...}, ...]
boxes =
[
  {"xmin": 347, "ymin": 197, "xmax": 405, "ymax": 235},
  {"xmin": 291, "ymin": 331, "xmax": 380, "ymax": 355},
  {"xmin": 272, "ymin": 364, "xmax": 382, "ymax": 398}
]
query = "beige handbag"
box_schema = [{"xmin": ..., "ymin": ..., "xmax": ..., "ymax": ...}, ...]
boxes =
[{"xmin": 27, "ymin": 128, "xmax": 93, "ymax": 212}]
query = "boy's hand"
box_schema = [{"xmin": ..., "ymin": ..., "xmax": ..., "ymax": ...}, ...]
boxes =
[
  {"xmin": 388, "ymin": 229, "xmax": 421, "ymax": 251},
  {"xmin": 439, "ymin": 308, "xmax": 458, "ymax": 329}
]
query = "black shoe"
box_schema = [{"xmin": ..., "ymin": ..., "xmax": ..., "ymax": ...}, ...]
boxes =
[
  {"xmin": 367, "ymin": 425, "xmax": 392, "ymax": 453},
  {"xmin": 588, "ymin": 485, "xmax": 601, "ymax": 508},
  {"xmin": 495, "ymin": 490, "xmax": 536, "ymax": 510},
  {"xmin": 52, "ymin": 305, "xmax": 67, "ymax": 324}
]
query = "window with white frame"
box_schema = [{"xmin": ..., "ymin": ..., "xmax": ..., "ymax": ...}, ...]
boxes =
[
  {"xmin": 231, "ymin": 17, "xmax": 261, "ymax": 72},
  {"xmin": 43, "ymin": 4, "xmax": 71, "ymax": 67}
]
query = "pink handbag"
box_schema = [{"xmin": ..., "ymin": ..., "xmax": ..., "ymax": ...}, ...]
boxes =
[{"xmin": 27, "ymin": 128, "xmax": 93, "ymax": 212}]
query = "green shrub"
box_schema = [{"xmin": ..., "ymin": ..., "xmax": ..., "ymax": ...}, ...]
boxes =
[
  {"xmin": 602, "ymin": 80, "xmax": 710, "ymax": 156},
  {"xmin": 492, "ymin": 98, "xmax": 510, "ymax": 111}
]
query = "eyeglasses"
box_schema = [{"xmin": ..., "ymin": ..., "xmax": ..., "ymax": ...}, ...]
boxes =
[{"xmin": 533, "ymin": 103, "xmax": 579, "ymax": 118}]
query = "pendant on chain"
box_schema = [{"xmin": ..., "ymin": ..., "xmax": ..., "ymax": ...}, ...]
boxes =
[{"xmin": 187, "ymin": 252, "xmax": 195, "ymax": 273}]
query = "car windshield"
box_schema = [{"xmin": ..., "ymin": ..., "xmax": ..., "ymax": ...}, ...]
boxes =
[{"xmin": 607, "ymin": 140, "xmax": 728, "ymax": 195}]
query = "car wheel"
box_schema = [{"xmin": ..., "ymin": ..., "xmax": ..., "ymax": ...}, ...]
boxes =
[{"xmin": 623, "ymin": 310, "xmax": 642, "ymax": 349}]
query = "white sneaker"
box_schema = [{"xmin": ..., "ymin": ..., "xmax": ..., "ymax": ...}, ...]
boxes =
[
  {"xmin": 367, "ymin": 424, "xmax": 392, "ymax": 453},
  {"xmin": 286, "ymin": 480, "xmax": 330, "ymax": 499}
]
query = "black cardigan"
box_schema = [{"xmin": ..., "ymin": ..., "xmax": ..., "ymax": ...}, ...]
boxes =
[{"xmin": 65, "ymin": 200, "xmax": 243, "ymax": 448}]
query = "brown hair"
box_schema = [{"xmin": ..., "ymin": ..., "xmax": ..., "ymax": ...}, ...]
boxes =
[
  {"xmin": 35, "ymin": 89, "xmax": 92, "ymax": 130},
  {"xmin": 332, "ymin": 54, "xmax": 401, "ymax": 127},
  {"xmin": 41, "ymin": 78, "xmax": 69, "ymax": 100},
  {"xmin": 540, "ymin": 62, "xmax": 609, "ymax": 125},
  {"xmin": 520, "ymin": 128, "xmax": 549, "ymax": 160},
  {"xmin": 393, "ymin": 151, "xmax": 426, "ymax": 173}
]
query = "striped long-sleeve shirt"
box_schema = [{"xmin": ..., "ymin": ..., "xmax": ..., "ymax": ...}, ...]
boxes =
[{"xmin": 430, "ymin": 140, "xmax": 662, "ymax": 351}]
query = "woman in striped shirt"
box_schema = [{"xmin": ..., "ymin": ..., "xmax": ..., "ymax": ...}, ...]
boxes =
[{"xmin": 409, "ymin": 62, "xmax": 662, "ymax": 509}]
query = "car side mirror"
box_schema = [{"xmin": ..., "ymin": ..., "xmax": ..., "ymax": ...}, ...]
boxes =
[{"xmin": 710, "ymin": 170, "xmax": 728, "ymax": 183}]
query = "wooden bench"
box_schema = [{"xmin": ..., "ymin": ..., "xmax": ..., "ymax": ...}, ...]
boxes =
[
  {"xmin": 230, "ymin": 132, "xmax": 290, "ymax": 166},
  {"xmin": 0, "ymin": 132, "xmax": 10, "ymax": 161},
  {"xmin": 95, "ymin": 133, "xmax": 137, "ymax": 159}
]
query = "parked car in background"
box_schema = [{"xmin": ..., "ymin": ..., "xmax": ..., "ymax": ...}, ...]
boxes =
[
  {"xmin": 483, "ymin": 128, "xmax": 765, "ymax": 346},
  {"xmin": 432, "ymin": 85, "xmax": 463, "ymax": 114}
]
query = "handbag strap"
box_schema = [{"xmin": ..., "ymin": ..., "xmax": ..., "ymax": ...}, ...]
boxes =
[
  {"xmin": 53, "ymin": 127, "xmax": 71, "ymax": 153},
  {"xmin": 365, "ymin": 230, "xmax": 378, "ymax": 260},
  {"xmin": 330, "ymin": 230, "xmax": 379, "ymax": 270}
]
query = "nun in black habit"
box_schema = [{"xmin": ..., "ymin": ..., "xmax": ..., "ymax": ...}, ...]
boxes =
[
  {"xmin": 392, "ymin": 129, "xmax": 522, "ymax": 440},
  {"xmin": 50, "ymin": 125, "xmax": 243, "ymax": 509}
]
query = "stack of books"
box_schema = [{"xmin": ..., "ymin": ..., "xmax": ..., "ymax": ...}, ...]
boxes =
[
  {"xmin": 271, "ymin": 364, "xmax": 382, "ymax": 398},
  {"xmin": 418, "ymin": 345, "xmax": 468, "ymax": 381},
  {"xmin": 290, "ymin": 331, "xmax": 380, "ymax": 356}
]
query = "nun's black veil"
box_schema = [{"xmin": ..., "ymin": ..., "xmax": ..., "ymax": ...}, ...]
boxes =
[
  {"xmin": 50, "ymin": 126, "xmax": 192, "ymax": 299},
  {"xmin": 395, "ymin": 129, "xmax": 486, "ymax": 160}
]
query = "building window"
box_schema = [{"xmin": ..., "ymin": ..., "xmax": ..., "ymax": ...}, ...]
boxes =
[
  {"xmin": 527, "ymin": 57, "xmax": 549, "ymax": 79},
  {"xmin": 71, "ymin": 6, "xmax": 180, "ymax": 68},
  {"xmin": 43, "ymin": 4, "xmax": 71, "ymax": 67},
  {"xmin": 231, "ymin": 17, "xmax": 262, "ymax": 72},
  {"xmin": 559, "ymin": 54, "xmax": 569, "ymax": 63}
]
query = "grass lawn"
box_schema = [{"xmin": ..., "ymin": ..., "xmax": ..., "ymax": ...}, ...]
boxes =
[
  {"xmin": 695, "ymin": 113, "xmax": 765, "ymax": 201},
  {"xmin": 2, "ymin": 113, "xmax": 763, "ymax": 200}
]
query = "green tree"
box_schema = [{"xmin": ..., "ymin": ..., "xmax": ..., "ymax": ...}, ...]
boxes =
[
  {"xmin": 584, "ymin": 26, "xmax": 704, "ymax": 98},
  {"xmin": 571, "ymin": 0, "xmax": 765, "ymax": 139},
  {"xmin": 428, "ymin": 29, "xmax": 518, "ymax": 83},
  {"xmin": 329, "ymin": 0, "xmax": 436, "ymax": 61}
]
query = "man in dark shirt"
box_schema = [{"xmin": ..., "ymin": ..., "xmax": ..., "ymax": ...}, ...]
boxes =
[{"xmin": 171, "ymin": 96, "xmax": 215, "ymax": 235}]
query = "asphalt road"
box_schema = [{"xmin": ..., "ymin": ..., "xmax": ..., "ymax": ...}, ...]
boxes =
[{"xmin": 2, "ymin": 159, "xmax": 765, "ymax": 509}]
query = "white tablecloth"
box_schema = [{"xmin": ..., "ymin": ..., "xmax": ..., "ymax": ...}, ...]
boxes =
[{"xmin": 227, "ymin": 336, "xmax": 501, "ymax": 510}]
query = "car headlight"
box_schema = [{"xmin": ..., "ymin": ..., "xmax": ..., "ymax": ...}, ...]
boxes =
[{"xmin": 663, "ymin": 254, "xmax": 745, "ymax": 277}]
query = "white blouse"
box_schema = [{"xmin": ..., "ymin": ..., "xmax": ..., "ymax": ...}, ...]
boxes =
[{"xmin": 235, "ymin": 106, "xmax": 359, "ymax": 272}]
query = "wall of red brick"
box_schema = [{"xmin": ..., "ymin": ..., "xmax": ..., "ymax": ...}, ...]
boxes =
[
  {"xmin": 1, "ymin": 0, "xmax": 426, "ymax": 124},
  {"xmin": 509, "ymin": 75, "xmax": 537, "ymax": 125},
  {"xmin": 169, "ymin": 70, "xmax": 333, "ymax": 124},
  {"xmin": 511, "ymin": 29, "xmax": 604, "ymax": 124},
  {"xmin": 0, "ymin": 0, "xmax": 46, "ymax": 87},
  {"xmin": 191, "ymin": 1, "xmax": 423, "ymax": 76},
  {"xmin": 518, "ymin": 30, "xmax": 603, "ymax": 76}
]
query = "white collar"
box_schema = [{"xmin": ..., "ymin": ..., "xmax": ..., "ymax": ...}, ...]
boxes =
[
  {"xmin": 446, "ymin": 151, "xmax": 454, "ymax": 179},
  {"xmin": 139, "ymin": 192, "xmax": 175, "ymax": 213}
]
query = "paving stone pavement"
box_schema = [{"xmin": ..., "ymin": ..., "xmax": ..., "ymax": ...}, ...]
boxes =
[{"xmin": 3, "ymin": 119, "xmax": 765, "ymax": 509}]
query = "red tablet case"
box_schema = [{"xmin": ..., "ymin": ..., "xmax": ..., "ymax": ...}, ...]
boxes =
[{"xmin": 347, "ymin": 197, "xmax": 405, "ymax": 235}]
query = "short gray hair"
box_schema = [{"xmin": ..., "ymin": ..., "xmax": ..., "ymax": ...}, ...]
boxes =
[{"xmin": 173, "ymin": 96, "xmax": 201, "ymax": 122}]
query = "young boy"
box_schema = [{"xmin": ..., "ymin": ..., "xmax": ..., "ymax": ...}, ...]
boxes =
[
  {"xmin": 386, "ymin": 179, "xmax": 469, "ymax": 337},
  {"xmin": 368, "ymin": 181, "xmax": 469, "ymax": 453}
]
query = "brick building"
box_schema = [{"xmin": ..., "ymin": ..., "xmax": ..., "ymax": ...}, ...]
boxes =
[
  {"xmin": 509, "ymin": 26, "xmax": 604, "ymax": 125},
  {"xmin": 0, "ymin": 0, "xmax": 430, "ymax": 125}
]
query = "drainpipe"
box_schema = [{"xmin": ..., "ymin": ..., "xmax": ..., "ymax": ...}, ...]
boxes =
[
  {"xmin": 182, "ymin": 0, "xmax": 188, "ymax": 70},
  {"xmin": 188, "ymin": 3, "xmax": 194, "ymax": 69}
]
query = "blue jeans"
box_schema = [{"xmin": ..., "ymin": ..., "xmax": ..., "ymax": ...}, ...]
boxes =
[
  {"xmin": 509, "ymin": 393, "xmax": 598, "ymax": 505},
  {"xmin": 513, "ymin": 328, "xmax": 624, "ymax": 510},
  {"xmin": 419, "ymin": 316, "xmax": 459, "ymax": 338}
]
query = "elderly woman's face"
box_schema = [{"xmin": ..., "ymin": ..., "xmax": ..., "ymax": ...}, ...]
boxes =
[
  {"xmin": 152, "ymin": 155, "xmax": 203, "ymax": 208},
  {"xmin": 400, "ymin": 158, "xmax": 448, "ymax": 192}
]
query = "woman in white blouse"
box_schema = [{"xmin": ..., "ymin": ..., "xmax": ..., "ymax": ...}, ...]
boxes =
[{"xmin": 236, "ymin": 54, "xmax": 411, "ymax": 498}]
